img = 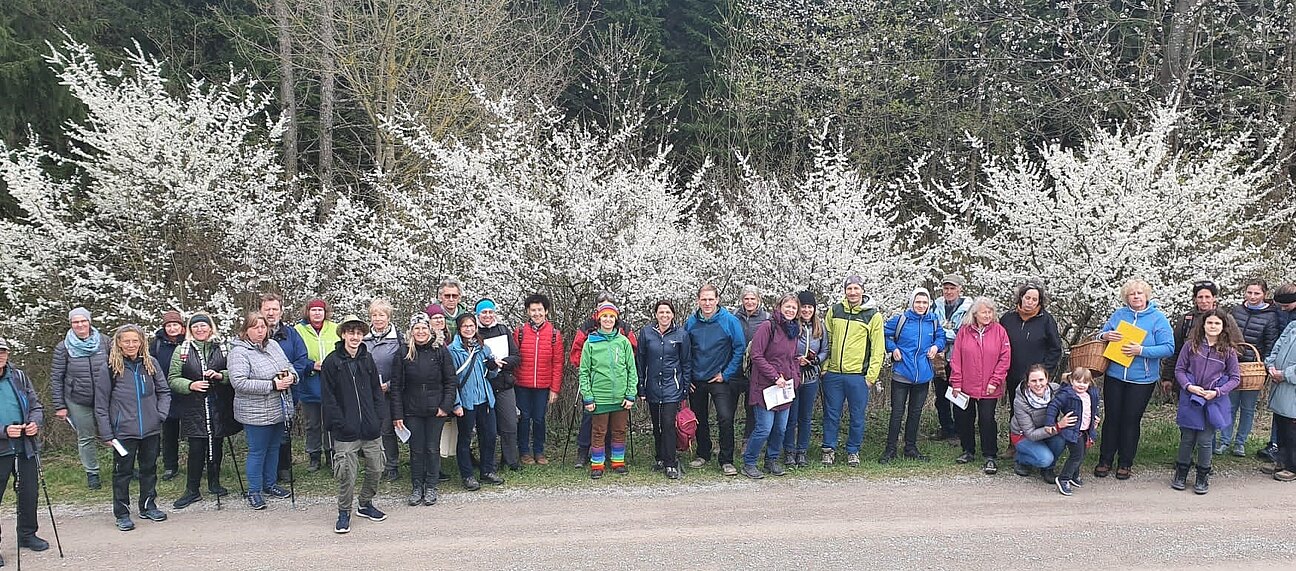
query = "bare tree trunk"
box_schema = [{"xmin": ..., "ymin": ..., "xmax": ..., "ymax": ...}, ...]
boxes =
[
  {"xmin": 1279, "ymin": 8, "xmax": 1296, "ymax": 190},
  {"xmin": 1160, "ymin": 0, "xmax": 1207, "ymax": 99},
  {"xmin": 274, "ymin": 0, "xmax": 298, "ymax": 194},
  {"xmin": 318, "ymin": 0, "xmax": 336, "ymax": 200}
]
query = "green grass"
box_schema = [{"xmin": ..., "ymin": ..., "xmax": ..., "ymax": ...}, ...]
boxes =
[{"xmin": 25, "ymin": 399, "xmax": 1276, "ymax": 505}]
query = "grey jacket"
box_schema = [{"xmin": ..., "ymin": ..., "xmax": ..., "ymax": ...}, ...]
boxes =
[
  {"xmin": 1010, "ymin": 382, "xmax": 1060, "ymax": 441},
  {"xmin": 228, "ymin": 338, "xmax": 295, "ymax": 427},
  {"xmin": 1266, "ymin": 322, "xmax": 1296, "ymax": 419},
  {"xmin": 94, "ymin": 356, "xmax": 170, "ymax": 441},
  {"xmin": 50, "ymin": 335, "xmax": 110, "ymax": 409}
]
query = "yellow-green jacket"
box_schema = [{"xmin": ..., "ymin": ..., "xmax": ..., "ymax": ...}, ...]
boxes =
[{"xmin": 823, "ymin": 296, "xmax": 886, "ymax": 384}]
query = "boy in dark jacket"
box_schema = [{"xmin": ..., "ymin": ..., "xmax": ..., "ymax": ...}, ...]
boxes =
[
  {"xmin": 1046, "ymin": 368, "xmax": 1101, "ymax": 496},
  {"xmin": 321, "ymin": 315, "xmax": 388, "ymax": 534},
  {"xmin": 0, "ymin": 337, "xmax": 51, "ymax": 559}
]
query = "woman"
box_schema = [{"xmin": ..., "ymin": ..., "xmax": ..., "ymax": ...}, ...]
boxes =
[
  {"xmin": 515, "ymin": 293, "xmax": 564, "ymax": 466},
  {"xmin": 881, "ymin": 287, "xmax": 946, "ymax": 463},
  {"xmin": 93, "ymin": 325, "xmax": 170, "ymax": 532},
  {"xmin": 1220, "ymin": 279, "xmax": 1281, "ymax": 456},
  {"xmin": 475, "ymin": 298, "xmax": 522, "ymax": 471},
  {"xmin": 1172, "ymin": 308, "xmax": 1241, "ymax": 494},
  {"xmin": 741, "ymin": 294, "xmax": 801, "ymax": 479},
  {"xmin": 364, "ymin": 298, "xmax": 405, "ymax": 482},
  {"xmin": 51, "ymin": 306, "xmax": 109, "ymax": 490},
  {"xmin": 293, "ymin": 298, "xmax": 338, "ymax": 472},
  {"xmin": 1094, "ymin": 279, "xmax": 1175, "ymax": 480},
  {"xmin": 950, "ymin": 296, "xmax": 1011, "ymax": 475},
  {"xmin": 151, "ymin": 310, "xmax": 185, "ymax": 482},
  {"xmin": 227, "ymin": 311, "xmax": 296, "ymax": 510},
  {"xmin": 1162, "ymin": 281, "xmax": 1218, "ymax": 402},
  {"xmin": 637, "ymin": 300, "xmax": 693, "ymax": 480},
  {"xmin": 579, "ymin": 303, "xmax": 637, "ymax": 479},
  {"xmin": 1000, "ymin": 282, "xmax": 1063, "ymax": 399},
  {"xmin": 784, "ymin": 291, "xmax": 828, "ymax": 468},
  {"xmin": 448, "ymin": 313, "xmax": 502, "ymax": 490},
  {"xmin": 391, "ymin": 313, "xmax": 457, "ymax": 506},
  {"xmin": 1010, "ymin": 364, "xmax": 1074, "ymax": 481},
  {"xmin": 1266, "ymin": 319, "xmax": 1296, "ymax": 481},
  {"xmin": 167, "ymin": 313, "xmax": 238, "ymax": 509}
]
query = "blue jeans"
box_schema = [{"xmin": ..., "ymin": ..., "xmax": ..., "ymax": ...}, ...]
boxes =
[
  {"xmin": 245, "ymin": 423, "xmax": 284, "ymax": 494},
  {"xmin": 1014, "ymin": 435, "xmax": 1065, "ymax": 469},
  {"xmin": 456, "ymin": 405, "xmax": 498, "ymax": 478},
  {"xmin": 516, "ymin": 387, "xmax": 550, "ymax": 457},
  {"xmin": 743, "ymin": 405, "xmax": 789, "ymax": 465},
  {"xmin": 821, "ymin": 373, "xmax": 869, "ymax": 453},
  {"xmin": 1220, "ymin": 389, "xmax": 1260, "ymax": 447},
  {"xmin": 783, "ymin": 381, "xmax": 820, "ymax": 453}
]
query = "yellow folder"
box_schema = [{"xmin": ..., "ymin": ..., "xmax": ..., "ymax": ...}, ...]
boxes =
[{"xmin": 1102, "ymin": 320, "xmax": 1147, "ymax": 368}]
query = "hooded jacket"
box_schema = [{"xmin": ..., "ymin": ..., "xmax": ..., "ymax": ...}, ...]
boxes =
[
  {"xmin": 568, "ymin": 316, "xmax": 638, "ymax": 367},
  {"xmin": 884, "ymin": 309, "xmax": 947, "ymax": 384},
  {"xmin": 1174, "ymin": 341, "xmax": 1241, "ymax": 431},
  {"xmin": 363, "ymin": 326, "xmax": 405, "ymax": 385},
  {"xmin": 1096, "ymin": 301, "xmax": 1175, "ymax": 384},
  {"xmin": 747, "ymin": 317, "xmax": 801, "ymax": 412},
  {"xmin": 684, "ymin": 307, "xmax": 746, "ymax": 384},
  {"xmin": 515, "ymin": 320, "xmax": 565, "ymax": 393},
  {"xmin": 1010, "ymin": 381, "xmax": 1060, "ymax": 441},
  {"xmin": 95, "ymin": 355, "xmax": 170, "ymax": 441},
  {"xmin": 391, "ymin": 339, "xmax": 458, "ymax": 419},
  {"xmin": 578, "ymin": 329, "xmax": 637, "ymax": 414},
  {"xmin": 1266, "ymin": 321, "xmax": 1296, "ymax": 418},
  {"xmin": 321, "ymin": 341, "xmax": 386, "ymax": 443},
  {"xmin": 269, "ymin": 322, "xmax": 313, "ymax": 381},
  {"xmin": 0, "ymin": 366, "xmax": 44, "ymax": 458},
  {"xmin": 293, "ymin": 319, "xmax": 340, "ymax": 404},
  {"xmin": 51, "ymin": 332, "xmax": 110, "ymax": 410},
  {"xmin": 167, "ymin": 338, "xmax": 238, "ymax": 439},
  {"xmin": 1000, "ymin": 309, "xmax": 1063, "ymax": 381},
  {"xmin": 448, "ymin": 337, "xmax": 499, "ymax": 410},
  {"xmin": 636, "ymin": 323, "xmax": 692, "ymax": 404},
  {"xmin": 227, "ymin": 338, "xmax": 295, "ymax": 427},
  {"xmin": 823, "ymin": 296, "xmax": 886, "ymax": 383},
  {"xmin": 949, "ymin": 322, "xmax": 1011, "ymax": 399},
  {"xmin": 932, "ymin": 296, "xmax": 973, "ymax": 345}
]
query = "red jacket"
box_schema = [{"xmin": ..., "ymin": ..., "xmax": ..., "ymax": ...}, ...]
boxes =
[
  {"xmin": 515, "ymin": 320, "xmax": 565, "ymax": 393},
  {"xmin": 950, "ymin": 322, "xmax": 1012, "ymax": 399}
]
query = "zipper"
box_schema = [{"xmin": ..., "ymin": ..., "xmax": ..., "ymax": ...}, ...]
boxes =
[
  {"xmin": 348, "ymin": 359, "xmax": 363, "ymax": 428},
  {"xmin": 132, "ymin": 361, "xmax": 145, "ymax": 437},
  {"xmin": 838, "ymin": 308, "xmax": 853, "ymax": 372},
  {"xmin": 533, "ymin": 325, "xmax": 541, "ymax": 389}
]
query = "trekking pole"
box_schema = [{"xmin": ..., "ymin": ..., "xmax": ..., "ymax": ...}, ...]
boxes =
[
  {"xmin": 33, "ymin": 453, "xmax": 63, "ymax": 558},
  {"xmin": 13, "ymin": 450, "xmax": 20, "ymax": 571},
  {"xmin": 204, "ymin": 392, "xmax": 220, "ymax": 510},
  {"xmin": 227, "ymin": 437, "xmax": 246, "ymax": 499},
  {"xmin": 560, "ymin": 400, "xmax": 579, "ymax": 464},
  {"xmin": 281, "ymin": 389, "xmax": 296, "ymax": 508}
]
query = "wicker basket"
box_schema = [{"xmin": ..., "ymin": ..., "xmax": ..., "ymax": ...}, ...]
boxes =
[
  {"xmin": 1239, "ymin": 342, "xmax": 1267, "ymax": 391},
  {"xmin": 1069, "ymin": 340, "xmax": 1109, "ymax": 375}
]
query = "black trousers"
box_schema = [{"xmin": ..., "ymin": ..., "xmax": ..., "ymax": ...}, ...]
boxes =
[
  {"xmin": 1059, "ymin": 432, "xmax": 1089, "ymax": 481},
  {"xmin": 0, "ymin": 451, "xmax": 39, "ymax": 539},
  {"xmin": 886, "ymin": 381, "xmax": 929, "ymax": 453},
  {"xmin": 932, "ymin": 365, "xmax": 955, "ymax": 432},
  {"xmin": 113, "ymin": 435, "xmax": 160, "ymax": 518},
  {"xmin": 689, "ymin": 382, "xmax": 738, "ymax": 464},
  {"xmin": 1098, "ymin": 378, "xmax": 1156, "ymax": 469},
  {"xmin": 956, "ymin": 397, "xmax": 999, "ymax": 458},
  {"xmin": 1275, "ymin": 414, "xmax": 1296, "ymax": 471},
  {"xmin": 406, "ymin": 415, "xmax": 446, "ymax": 488},
  {"xmin": 184, "ymin": 436, "xmax": 224, "ymax": 492},
  {"xmin": 649, "ymin": 401, "xmax": 681, "ymax": 468},
  {"xmin": 161, "ymin": 418, "xmax": 180, "ymax": 472}
]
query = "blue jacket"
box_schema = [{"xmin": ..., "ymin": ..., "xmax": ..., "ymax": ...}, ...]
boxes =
[
  {"xmin": 447, "ymin": 338, "xmax": 498, "ymax": 410},
  {"xmin": 883, "ymin": 310, "xmax": 946, "ymax": 384},
  {"xmin": 1266, "ymin": 321, "xmax": 1296, "ymax": 418},
  {"xmin": 1046, "ymin": 384, "xmax": 1102, "ymax": 444},
  {"xmin": 684, "ymin": 307, "xmax": 746, "ymax": 384},
  {"xmin": 1096, "ymin": 300, "xmax": 1175, "ymax": 384},
  {"xmin": 637, "ymin": 324, "xmax": 692, "ymax": 404},
  {"xmin": 271, "ymin": 322, "xmax": 314, "ymax": 402},
  {"xmin": 932, "ymin": 296, "xmax": 972, "ymax": 345}
]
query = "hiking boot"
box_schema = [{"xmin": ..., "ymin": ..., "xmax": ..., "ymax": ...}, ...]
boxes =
[
  {"xmin": 1171, "ymin": 463, "xmax": 1190, "ymax": 490},
  {"xmin": 878, "ymin": 449, "xmax": 897, "ymax": 465},
  {"xmin": 1013, "ymin": 463, "xmax": 1031, "ymax": 477},
  {"xmin": 482, "ymin": 472, "xmax": 505, "ymax": 485},
  {"xmin": 1274, "ymin": 470, "xmax": 1296, "ymax": 482},
  {"xmin": 590, "ymin": 468, "xmax": 604, "ymax": 480},
  {"xmin": 462, "ymin": 477, "xmax": 481, "ymax": 491},
  {"xmin": 334, "ymin": 510, "xmax": 351, "ymax": 534},
  {"xmin": 763, "ymin": 458, "xmax": 786, "ymax": 476},
  {"xmin": 1257, "ymin": 442, "xmax": 1279, "ymax": 462},
  {"xmin": 382, "ymin": 467, "xmax": 399, "ymax": 482},
  {"xmin": 613, "ymin": 465, "xmax": 629, "ymax": 475},
  {"xmin": 1232, "ymin": 444, "xmax": 1246, "ymax": 457},
  {"xmin": 956, "ymin": 452, "xmax": 973, "ymax": 464},
  {"xmin": 87, "ymin": 473, "xmax": 101, "ymax": 490},
  {"xmin": 847, "ymin": 453, "xmax": 860, "ymax": 467},
  {"xmin": 903, "ymin": 449, "xmax": 930, "ymax": 462},
  {"xmin": 574, "ymin": 447, "xmax": 590, "ymax": 468},
  {"xmin": 172, "ymin": 490, "xmax": 203, "ymax": 510},
  {"xmin": 278, "ymin": 469, "xmax": 294, "ymax": 483},
  {"xmin": 821, "ymin": 448, "xmax": 836, "ymax": 465},
  {"xmin": 983, "ymin": 458, "xmax": 998, "ymax": 475},
  {"xmin": 248, "ymin": 493, "xmax": 267, "ymax": 510},
  {"xmin": 665, "ymin": 466, "xmax": 681, "ymax": 480},
  {"xmin": 160, "ymin": 468, "xmax": 178, "ymax": 481},
  {"xmin": 689, "ymin": 457, "xmax": 708, "ymax": 469},
  {"xmin": 740, "ymin": 464, "xmax": 765, "ymax": 479},
  {"xmin": 116, "ymin": 515, "xmax": 135, "ymax": 531},
  {"xmin": 423, "ymin": 487, "xmax": 439, "ymax": 505},
  {"xmin": 721, "ymin": 463, "xmax": 739, "ymax": 476},
  {"xmin": 535, "ymin": 455, "xmax": 549, "ymax": 465},
  {"xmin": 408, "ymin": 486, "xmax": 425, "ymax": 506},
  {"xmin": 1193, "ymin": 467, "xmax": 1211, "ymax": 495},
  {"xmin": 521, "ymin": 454, "xmax": 535, "ymax": 465},
  {"xmin": 308, "ymin": 453, "xmax": 322, "ymax": 472},
  {"xmin": 266, "ymin": 485, "xmax": 292, "ymax": 499},
  {"xmin": 796, "ymin": 452, "xmax": 809, "ymax": 467},
  {"xmin": 1055, "ymin": 476, "xmax": 1073, "ymax": 496},
  {"xmin": 207, "ymin": 484, "xmax": 229, "ymax": 497},
  {"xmin": 357, "ymin": 503, "xmax": 387, "ymax": 522},
  {"xmin": 139, "ymin": 507, "xmax": 168, "ymax": 522},
  {"xmin": 18, "ymin": 535, "xmax": 48, "ymax": 552},
  {"xmin": 1040, "ymin": 468, "xmax": 1056, "ymax": 484}
]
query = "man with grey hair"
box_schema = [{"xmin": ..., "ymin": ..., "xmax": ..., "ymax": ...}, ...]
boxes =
[
  {"xmin": 427, "ymin": 279, "xmax": 467, "ymax": 342},
  {"xmin": 732, "ymin": 285, "xmax": 769, "ymax": 441}
]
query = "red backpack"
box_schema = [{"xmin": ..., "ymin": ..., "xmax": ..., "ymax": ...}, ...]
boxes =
[{"xmin": 675, "ymin": 402, "xmax": 698, "ymax": 451}]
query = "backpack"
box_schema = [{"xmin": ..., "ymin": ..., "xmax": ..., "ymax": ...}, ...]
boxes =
[
  {"xmin": 675, "ymin": 402, "xmax": 698, "ymax": 451},
  {"xmin": 741, "ymin": 322, "xmax": 777, "ymax": 377}
]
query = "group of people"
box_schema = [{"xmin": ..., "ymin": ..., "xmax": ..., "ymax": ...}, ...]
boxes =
[{"xmin": 6, "ymin": 274, "xmax": 1294, "ymax": 539}]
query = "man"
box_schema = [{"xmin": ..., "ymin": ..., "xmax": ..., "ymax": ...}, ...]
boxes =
[
  {"xmin": 568, "ymin": 292, "xmax": 637, "ymax": 467},
  {"xmin": 821, "ymin": 274, "xmax": 886, "ymax": 467},
  {"xmin": 295, "ymin": 299, "xmax": 340, "ymax": 472},
  {"xmin": 427, "ymin": 279, "xmax": 467, "ymax": 342},
  {"xmin": 0, "ymin": 337, "xmax": 51, "ymax": 561},
  {"xmin": 321, "ymin": 315, "xmax": 388, "ymax": 534},
  {"xmin": 51, "ymin": 306, "xmax": 108, "ymax": 490},
  {"xmin": 1259, "ymin": 282, "xmax": 1296, "ymax": 462},
  {"xmin": 931, "ymin": 274, "xmax": 972, "ymax": 441},
  {"xmin": 261, "ymin": 293, "xmax": 313, "ymax": 484},
  {"xmin": 732, "ymin": 285, "xmax": 770, "ymax": 442},
  {"xmin": 685, "ymin": 284, "xmax": 746, "ymax": 476}
]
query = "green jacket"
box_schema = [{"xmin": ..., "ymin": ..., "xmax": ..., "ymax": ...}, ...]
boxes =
[
  {"xmin": 823, "ymin": 296, "xmax": 886, "ymax": 384},
  {"xmin": 578, "ymin": 330, "xmax": 638, "ymax": 414}
]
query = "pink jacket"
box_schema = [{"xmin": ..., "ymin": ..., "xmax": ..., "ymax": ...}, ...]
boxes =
[{"xmin": 950, "ymin": 322, "xmax": 1012, "ymax": 399}]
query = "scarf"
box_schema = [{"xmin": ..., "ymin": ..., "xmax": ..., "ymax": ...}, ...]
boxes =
[
  {"xmin": 772, "ymin": 312, "xmax": 798, "ymax": 339},
  {"xmin": 1016, "ymin": 305, "xmax": 1041, "ymax": 321},
  {"xmin": 65, "ymin": 328, "xmax": 102, "ymax": 358},
  {"xmin": 1025, "ymin": 385, "xmax": 1052, "ymax": 409}
]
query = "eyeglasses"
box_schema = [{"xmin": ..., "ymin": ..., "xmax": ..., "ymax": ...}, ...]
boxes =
[
  {"xmin": 1192, "ymin": 281, "xmax": 1216, "ymax": 290},
  {"xmin": 442, "ymin": 294, "xmax": 460, "ymax": 299}
]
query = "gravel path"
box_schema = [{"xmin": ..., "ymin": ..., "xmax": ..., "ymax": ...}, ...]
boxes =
[{"xmin": 7, "ymin": 469, "xmax": 1295, "ymax": 570}]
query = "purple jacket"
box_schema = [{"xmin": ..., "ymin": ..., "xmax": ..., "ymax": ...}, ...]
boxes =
[
  {"xmin": 748, "ymin": 317, "xmax": 801, "ymax": 412},
  {"xmin": 1174, "ymin": 342, "xmax": 1241, "ymax": 431}
]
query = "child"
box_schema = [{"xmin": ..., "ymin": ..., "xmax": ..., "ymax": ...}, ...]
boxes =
[
  {"xmin": 321, "ymin": 315, "xmax": 388, "ymax": 534},
  {"xmin": 1046, "ymin": 367, "xmax": 1101, "ymax": 496},
  {"xmin": 1172, "ymin": 308, "xmax": 1241, "ymax": 494},
  {"xmin": 578, "ymin": 303, "xmax": 638, "ymax": 479}
]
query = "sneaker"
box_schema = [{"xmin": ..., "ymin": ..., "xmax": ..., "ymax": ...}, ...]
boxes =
[
  {"xmin": 357, "ymin": 503, "xmax": 387, "ymax": 522},
  {"xmin": 1257, "ymin": 442, "xmax": 1279, "ymax": 462},
  {"xmin": 574, "ymin": 447, "xmax": 590, "ymax": 468},
  {"xmin": 521, "ymin": 454, "xmax": 535, "ymax": 465},
  {"xmin": 438, "ymin": 472, "xmax": 450, "ymax": 483},
  {"xmin": 18, "ymin": 534, "xmax": 49, "ymax": 551},
  {"xmin": 740, "ymin": 464, "xmax": 765, "ymax": 479},
  {"xmin": 506, "ymin": 463, "xmax": 522, "ymax": 472},
  {"xmin": 534, "ymin": 455, "xmax": 549, "ymax": 465},
  {"xmin": 248, "ymin": 492, "xmax": 267, "ymax": 510},
  {"xmin": 139, "ymin": 507, "xmax": 168, "ymax": 522},
  {"xmin": 652, "ymin": 460, "xmax": 665, "ymax": 472},
  {"xmin": 1232, "ymin": 444, "xmax": 1246, "ymax": 457},
  {"xmin": 482, "ymin": 472, "xmax": 505, "ymax": 485},
  {"xmin": 1012, "ymin": 463, "xmax": 1030, "ymax": 477},
  {"xmin": 847, "ymin": 453, "xmax": 860, "ymax": 467},
  {"xmin": 382, "ymin": 467, "xmax": 399, "ymax": 482},
  {"xmin": 172, "ymin": 490, "xmax": 203, "ymax": 509},
  {"xmin": 462, "ymin": 477, "xmax": 481, "ymax": 491},
  {"xmin": 763, "ymin": 458, "xmax": 786, "ymax": 476},
  {"xmin": 590, "ymin": 468, "xmax": 604, "ymax": 480},
  {"xmin": 1055, "ymin": 476, "xmax": 1073, "ymax": 496},
  {"xmin": 665, "ymin": 467, "xmax": 681, "ymax": 480},
  {"xmin": 87, "ymin": 473, "xmax": 102, "ymax": 490},
  {"xmin": 1069, "ymin": 476, "xmax": 1084, "ymax": 488},
  {"xmin": 721, "ymin": 463, "xmax": 739, "ymax": 476},
  {"xmin": 689, "ymin": 457, "xmax": 708, "ymax": 469},
  {"xmin": 795, "ymin": 452, "xmax": 809, "ymax": 467},
  {"xmin": 1273, "ymin": 469, "xmax": 1296, "ymax": 482},
  {"xmin": 1213, "ymin": 443, "xmax": 1228, "ymax": 455},
  {"xmin": 160, "ymin": 468, "xmax": 178, "ymax": 481},
  {"xmin": 956, "ymin": 452, "xmax": 973, "ymax": 464},
  {"xmin": 423, "ymin": 487, "xmax": 439, "ymax": 505},
  {"xmin": 116, "ymin": 515, "xmax": 135, "ymax": 531},
  {"xmin": 334, "ymin": 510, "xmax": 351, "ymax": 534},
  {"xmin": 408, "ymin": 486, "xmax": 425, "ymax": 506},
  {"xmin": 266, "ymin": 485, "xmax": 292, "ymax": 499},
  {"xmin": 278, "ymin": 469, "xmax": 294, "ymax": 483},
  {"xmin": 983, "ymin": 458, "xmax": 998, "ymax": 475},
  {"xmin": 821, "ymin": 448, "xmax": 836, "ymax": 465},
  {"xmin": 207, "ymin": 484, "xmax": 229, "ymax": 497},
  {"xmin": 308, "ymin": 453, "xmax": 322, "ymax": 472},
  {"xmin": 1040, "ymin": 468, "xmax": 1056, "ymax": 484}
]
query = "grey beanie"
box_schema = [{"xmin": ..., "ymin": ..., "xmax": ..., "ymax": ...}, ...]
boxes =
[{"xmin": 69, "ymin": 307, "xmax": 92, "ymax": 322}]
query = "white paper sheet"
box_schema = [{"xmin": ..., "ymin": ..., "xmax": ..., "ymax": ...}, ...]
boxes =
[
  {"xmin": 945, "ymin": 386, "xmax": 970, "ymax": 410},
  {"xmin": 763, "ymin": 382, "xmax": 795, "ymax": 410},
  {"xmin": 484, "ymin": 336, "xmax": 510, "ymax": 360}
]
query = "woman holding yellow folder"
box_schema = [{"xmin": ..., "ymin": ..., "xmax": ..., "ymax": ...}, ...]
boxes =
[{"xmin": 1093, "ymin": 279, "xmax": 1175, "ymax": 480}]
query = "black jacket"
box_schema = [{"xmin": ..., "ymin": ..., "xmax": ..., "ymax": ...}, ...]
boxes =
[
  {"xmin": 999, "ymin": 310, "xmax": 1063, "ymax": 383},
  {"xmin": 1231, "ymin": 304, "xmax": 1281, "ymax": 362},
  {"xmin": 478, "ymin": 322, "xmax": 520, "ymax": 392},
  {"xmin": 321, "ymin": 342, "xmax": 386, "ymax": 443},
  {"xmin": 171, "ymin": 340, "xmax": 239, "ymax": 439},
  {"xmin": 636, "ymin": 323, "xmax": 692, "ymax": 404},
  {"xmin": 391, "ymin": 341, "xmax": 458, "ymax": 419}
]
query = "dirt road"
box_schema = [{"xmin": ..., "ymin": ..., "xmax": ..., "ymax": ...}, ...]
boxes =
[{"xmin": 8, "ymin": 470, "xmax": 1295, "ymax": 570}]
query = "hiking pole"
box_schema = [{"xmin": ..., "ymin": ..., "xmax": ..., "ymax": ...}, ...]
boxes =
[
  {"xmin": 33, "ymin": 453, "xmax": 63, "ymax": 558},
  {"xmin": 204, "ymin": 392, "xmax": 220, "ymax": 510},
  {"xmin": 227, "ymin": 437, "xmax": 246, "ymax": 499},
  {"xmin": 280, "ymin": 388, "xmax": 296, "ymax": 508},
  {"xmin": 560, "ymin": 400, "xmax": 579, "ymax": 464},
  {"xmin": 13, "ymin": 449, "xmax": 20, "ymax": 571}
]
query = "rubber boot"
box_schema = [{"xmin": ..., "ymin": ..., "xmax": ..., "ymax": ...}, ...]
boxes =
[
  {"xmin": 1193, "ymin": 466, "xmax": 1211, "ymax": 495},
  {"xmin": 1171, "ymin": 463, "xmax": 1190, "ymax": 491}
]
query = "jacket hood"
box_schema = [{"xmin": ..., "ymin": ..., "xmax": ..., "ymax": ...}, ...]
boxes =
[
  {"xmin": 693, "ymin": 306, "xmax": 735, "ymax": 323},
  {"xmin": 588, "ymin": 329, "xmax": 622, "ymax": 343},
  {"xmin": 843, "ymin": 295, "xmax": 878, "ymax": 312},
  {"xmin": 153, "ymin": 328, "xmax": 183, "ymax": 344}
]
